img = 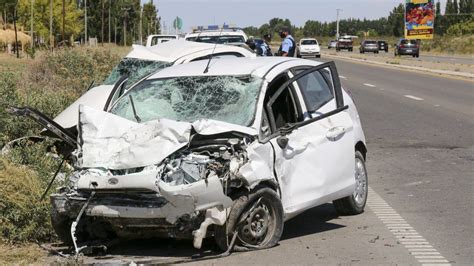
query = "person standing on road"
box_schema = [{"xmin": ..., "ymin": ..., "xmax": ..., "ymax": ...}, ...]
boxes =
[
  {"xmin": 256, "ymin": 34, "xmax": 273, "ymax": 56},
  {"xmin": 277, "ymin": 26, "xmax": 296, "ymax": 57}
]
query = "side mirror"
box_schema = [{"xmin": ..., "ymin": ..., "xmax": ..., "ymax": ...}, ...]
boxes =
[{"xmin": 277, "ymin": 136, "xmax": 289, "ymax": 149}]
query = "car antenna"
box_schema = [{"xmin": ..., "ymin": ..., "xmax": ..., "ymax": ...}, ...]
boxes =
[
  {"xmin": 203, "ymin": 25, "xmax": 225, "ymax": 74},
  {"xmin": 128, "ymin": 95, "xmax": 141, "ymax": 123}
]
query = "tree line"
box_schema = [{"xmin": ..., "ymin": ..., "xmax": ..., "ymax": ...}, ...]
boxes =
[
  {"xmin": 0, "ymin": 0, "xmax": 160, "ymax": 47},
  {"xmin": 243, "ymin": 1, "xmax": 473, "ymax": 39}
]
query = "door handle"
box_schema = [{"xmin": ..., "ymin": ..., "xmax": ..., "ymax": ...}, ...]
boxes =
[{"xmin": 326, "ymin": 126, "xmax": 346, "ymax": 141}]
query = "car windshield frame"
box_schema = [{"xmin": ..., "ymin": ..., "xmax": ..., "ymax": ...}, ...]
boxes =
[{"xmin": 109, "ymin": 75, "xmax": 263, "ymax": 127}]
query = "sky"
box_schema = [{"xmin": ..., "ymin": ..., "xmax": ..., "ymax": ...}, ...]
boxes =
[{"xmin": 142, "ymin": 0, "xmax": 446, "ymax": 33}]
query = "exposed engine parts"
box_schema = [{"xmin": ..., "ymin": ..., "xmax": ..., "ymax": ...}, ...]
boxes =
[{"xmin": 160, "ymin": 138, "xmax": 248, "ymax": 187}]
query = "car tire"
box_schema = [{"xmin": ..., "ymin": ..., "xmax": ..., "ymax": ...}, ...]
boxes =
[
  {"xmin": 333, "ymin": 151, "xmax": 368, "ymax": 215},
  {"xmin": 316, "ymin": 55, "xmax": 321, "ymax": 58},
  {"xmin": 214, "ymin": 187, "xmax": 284, "ymax": 252},
  {"xmin": 51, "ymin": 207, "xmax": 73, "ymax": 245},
  {"xmin": 416, "ymin": 53, "xmax": 419, "ymax": 58},
  {"xmin": 349, "ymin": 48, "xmax": 353, "ymax": 52}
]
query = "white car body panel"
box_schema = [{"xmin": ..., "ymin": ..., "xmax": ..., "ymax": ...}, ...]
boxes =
[{"xmin": 54, "ymin": 85, "xmax": 114, "ymax": 129}]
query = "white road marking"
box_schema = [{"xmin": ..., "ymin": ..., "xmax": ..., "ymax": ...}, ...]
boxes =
[
  {"xmin": 404, "ymin": 95, "xmax": 424, "ymax": 101},
  {"xmin": 363, "ymin": 83, "xmax": 376, "ymax": 87},
  {"xmin": 339, "ymin": 75, "xmax": 347, "ymax": 80},
  {"xmin": 367, "ymin": 187, "xmax": 450, "ymax": 265}
]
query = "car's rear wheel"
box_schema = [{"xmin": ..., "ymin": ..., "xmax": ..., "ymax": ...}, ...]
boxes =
[
  {"xmin": 316, "ymin": 55, "xmax": 321, "ymax": 58},
  {"xmin": 214, "ymin": 187, "xmax": 284, "ymax": 252},
  {"xmin": 333, "ymin": 151, "xmax": 368, "ymax": 215}
]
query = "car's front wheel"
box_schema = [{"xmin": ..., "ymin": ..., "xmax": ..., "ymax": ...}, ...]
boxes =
[
  {"xmin": 333, "ymin": 150, "xmax": 368, "ymax": 215},
  {"xmin": 214, "ymin": 187, "xmax": 284, "ymax": 251}
]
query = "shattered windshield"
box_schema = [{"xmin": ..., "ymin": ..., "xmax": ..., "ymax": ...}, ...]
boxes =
[
  {"xmin": 103, "ymin": 58, "xmax": 172, "ymax": 87},
  {"xmin": 109, "ymin": 75, "xmax": 262, "ymax": 126}
]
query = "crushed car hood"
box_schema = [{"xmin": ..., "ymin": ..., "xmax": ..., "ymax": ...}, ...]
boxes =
[
  {"xmin": 54, "ymin": 85, "xmax": 114, "ymax": 129},
  {"xmin": 79, "ymin": 105, "xmax": 258, "ymax": 169}
]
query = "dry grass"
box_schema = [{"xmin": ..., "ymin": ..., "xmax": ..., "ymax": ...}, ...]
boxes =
[{"xmin": 0, "ymin": 242, "xmax": 48, "ymax": 264}]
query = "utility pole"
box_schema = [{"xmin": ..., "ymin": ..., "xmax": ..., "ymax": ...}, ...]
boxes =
[
  {"xmin": 30, "ymin": 0, "xmax": 34, "ymax": 50},
  {"xmin": 114, "ymin": 17, "xmax": 117, "ymax": 44},
  {"xmin": 13, "ymin": 3, "xmax": 19, "ymax": 58},
  {"xmin": 122, "ymin": 7, "xmax": 130, "ymax": 46},
  {"xmin": 108, "ymin": 0, "xmax": 111, "ymax": 43},
  {"xmin": 336, "ymin": 8, "xmax": 342, "ymax": 39},
  {"xmin": 84, "ymin": 0, "xmax": 87, "ymax": 45},
  {"xmin": 101, "ymin": 0, "xmax": 104, "ymax": 45},
  {"xmin": 49, "ymin": 0, "xmax": 53, "ymax": 50},
  {"xmin": 139, "ymin": 5, "xmax": 143, "ymax": 45},
  {"xmin": 62, "ymin": 0, "xmax": 65, "ymax": 44}
]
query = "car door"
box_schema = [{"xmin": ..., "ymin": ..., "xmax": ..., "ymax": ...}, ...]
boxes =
[{"xmin": 265, "ymin": 62, "xmax": 355, "ymax": 216}]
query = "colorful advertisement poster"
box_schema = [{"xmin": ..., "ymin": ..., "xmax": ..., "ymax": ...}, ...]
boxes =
[{"xmin": 405, "ymin": 0, "xmax": 435, "ymax": 39}]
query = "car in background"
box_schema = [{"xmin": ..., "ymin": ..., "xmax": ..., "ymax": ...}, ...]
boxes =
[
  {"xmin": 336, "ymin": 38, "xmax": 353, "ymax": 52},
  {"xmin": 52, "ymin": 40, "xmax": 256, "ymax": 130},
  {"xmin": 394, "ymin": 39, "xmax": 419, "ymax": 57},
  {"xmin": 185, "ymin": 28, "xmax": 248, "ymax": 45},
  {"xmin": 146, "ymin": 35, "xmax": 179, "ymax": 47},
  {"xmin": 15, "ymin": 57, "xmax": 367, "ymax": 253},
  {"xmin": 359, "ymin": 40, "xmax": 379, "ymax": 54},
  {"xmin": 297, "ymin": 38, "xmax": 321, "ymax": 58},
  {"xmin": 377, "ymin": 40, "xmax": 388, "ymax": 52},
  {"xmin": 328, "ymin": 40, "xmax": 337, "ymax": 49}
]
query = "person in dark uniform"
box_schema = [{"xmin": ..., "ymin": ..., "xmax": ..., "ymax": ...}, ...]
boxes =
[
  {"xmin": 256, "ymin": 34, "xmax": 273, "ymax": 56},
  {"xmin": 277, "ymin": 26, "xmax": 296, "ymax": 57}
]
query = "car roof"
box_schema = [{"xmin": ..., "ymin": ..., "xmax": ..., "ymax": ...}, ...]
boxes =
[
  {"xmin": 147, "ymin": 57, "xmax": 323, "ymax": 80},
  {"xmin": 125, "ymin": 40, "xmax": 252, "ymax": 62}
]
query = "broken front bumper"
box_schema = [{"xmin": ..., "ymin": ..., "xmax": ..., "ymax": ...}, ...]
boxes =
[{"xmin": 52, "ymin": 172, "xmax": 233, "ymax": 248}]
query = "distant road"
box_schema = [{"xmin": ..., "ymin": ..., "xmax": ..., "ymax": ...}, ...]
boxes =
[{"xmin": 322, "ymin": 47, "xmax": 474, "ymax": 65}]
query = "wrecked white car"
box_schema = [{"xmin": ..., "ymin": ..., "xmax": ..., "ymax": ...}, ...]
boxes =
[{"xmin": 12, "ymin": 57, "xmax": 368, "ymax": 253}]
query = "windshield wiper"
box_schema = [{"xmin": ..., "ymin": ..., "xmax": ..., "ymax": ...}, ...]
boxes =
[{"xmin": 128, "ymin": 95, "xmax": 141, "ymax": 123}]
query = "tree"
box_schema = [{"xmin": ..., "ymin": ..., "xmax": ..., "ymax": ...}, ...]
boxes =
[
  {"xmin": 387, "ymin": 4, "xmax": 404, "ymax": 37},
  {"xmin": 142, "ymin": 1, "xmax": 160, "ymax": 38},
  {"xmin": 16, "ymin": 0, "xmax": 82, "ymax": 45}
]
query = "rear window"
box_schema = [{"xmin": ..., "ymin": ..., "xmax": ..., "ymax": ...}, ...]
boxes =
[
  {"xmin": 365, "ymin": 41, "xmax": 376, "ymax": 44},
  {"xmin": 301, "ymin": 40, "xmax": 318, "ymax": 45},
  {"xmin": 401, "ymin": 39, "xmax": 417, "ymax": 45},
  {"xmin": 195, "ymin": 35, "xmax": 245, "ymax": 44}
]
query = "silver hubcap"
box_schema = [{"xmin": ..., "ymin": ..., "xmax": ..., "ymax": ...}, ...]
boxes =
[{"xmin": 353, "ymin": 157, "xmax": 367, "ymax": 206}]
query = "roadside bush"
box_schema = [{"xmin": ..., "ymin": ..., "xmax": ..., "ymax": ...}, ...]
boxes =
[
  {"xmin": 0, "ymin": 157, "xmax": 55, "ymax": 243},
  {"xmin": 0, "ymin": 46, "xmax": 123, "ymax": 244}
]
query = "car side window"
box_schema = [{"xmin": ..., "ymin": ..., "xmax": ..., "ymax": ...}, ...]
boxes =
[
  {"xmin": 263, "ymin": 73, "xmax": 303, "ymax": 134},
  {"xmin": 294, "ymin": 69, "xmax": 334, "ymax": 112}
]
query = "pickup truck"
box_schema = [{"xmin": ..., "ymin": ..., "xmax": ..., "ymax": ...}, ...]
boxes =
[{"xmin": 336, "ymin": 38, "xmax": 353, "ymax": 52}]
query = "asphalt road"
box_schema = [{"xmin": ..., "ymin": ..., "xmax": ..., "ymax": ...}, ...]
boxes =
[
  {"xmin": 323, "ymin": 47, "xmax": 474, "ymax": 65},
  {"xmin": 64, "ymin": 58, "xmax": 473, "ymax": 265}
]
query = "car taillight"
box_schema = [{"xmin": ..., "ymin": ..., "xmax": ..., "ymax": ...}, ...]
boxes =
[{"xmin": 400, "ymin": 44, "xmax": 405, "ymax": 48}]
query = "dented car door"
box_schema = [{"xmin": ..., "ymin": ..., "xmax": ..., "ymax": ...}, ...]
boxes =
[{"xmin": 265, "ymin": 62, "xmax": 355, "ymax": 218}]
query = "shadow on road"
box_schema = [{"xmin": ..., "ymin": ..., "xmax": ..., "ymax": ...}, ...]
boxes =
[
  {"xmin": 49, "ymin": 203, "xmax": 345, "ymax": 263},
  {"xmin": 281, "ymin": 203, "xmax": 344, "ymax": 241}
]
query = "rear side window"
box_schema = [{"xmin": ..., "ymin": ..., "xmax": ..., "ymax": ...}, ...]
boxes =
[{"xmin": 296, "ymin": 70, "xmax": 334, "ymax": 112}]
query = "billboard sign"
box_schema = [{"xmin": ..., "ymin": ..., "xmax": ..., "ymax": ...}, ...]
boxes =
[{"xmin": 405, "ymin": 0, "xmax": 435, "ymax": 39}]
